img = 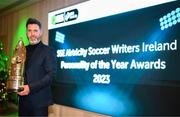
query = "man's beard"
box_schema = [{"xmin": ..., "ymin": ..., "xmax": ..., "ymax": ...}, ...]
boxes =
[{"xmin": 29, "ymin": 38, "xmax": 40, "ymax": 45}]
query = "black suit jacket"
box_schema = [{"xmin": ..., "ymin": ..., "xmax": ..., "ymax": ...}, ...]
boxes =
[{"xmin": 19, "ymin": 41, "xmax": 57, "ymax": 108}]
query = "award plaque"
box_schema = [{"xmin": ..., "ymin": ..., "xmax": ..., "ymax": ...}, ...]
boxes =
[{"xmin": 7, "ymin": 38, "xmax": 26, "ymax": 92}]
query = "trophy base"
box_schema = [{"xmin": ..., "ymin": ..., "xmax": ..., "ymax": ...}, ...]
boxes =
[
  {"xmin": 7, "ymin": 87, "xmax": 24, "ymax": 92},
  {"xmin": 7, "ymin": 77, "xmax": 24, "ymax": 92}
]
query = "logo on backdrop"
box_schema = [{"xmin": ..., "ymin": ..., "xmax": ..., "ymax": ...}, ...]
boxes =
[{"xmin": 51, "ymin": 9, "xmax": 78, "ymax": 25}]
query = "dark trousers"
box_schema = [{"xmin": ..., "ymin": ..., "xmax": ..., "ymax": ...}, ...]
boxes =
[{"xmin": 18, "ymin": 104, "xmax": 48, "ymax": 117}]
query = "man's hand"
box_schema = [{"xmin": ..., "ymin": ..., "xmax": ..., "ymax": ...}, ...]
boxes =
[{"xmin": 18, "ymin": 85, "xmax": 30, "ymax": 96}]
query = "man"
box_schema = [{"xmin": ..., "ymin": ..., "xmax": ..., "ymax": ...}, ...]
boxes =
[{"xmin": 18, "ymin": 18, "xmax": 57, "ymax": 116}]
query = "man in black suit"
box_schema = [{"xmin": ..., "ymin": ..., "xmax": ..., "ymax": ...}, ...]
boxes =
[{"xmin": 18, "ymin": 18, "xmax": 57, "ymax": 116}]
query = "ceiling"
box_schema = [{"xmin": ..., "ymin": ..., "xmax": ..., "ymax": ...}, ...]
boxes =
[{"xmin": 0, "ymin": 0, "xmax": 39, "ymax": 15}]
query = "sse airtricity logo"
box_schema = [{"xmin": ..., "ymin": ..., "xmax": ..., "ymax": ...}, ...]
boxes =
[
  {"xmin": 51, "ymin": 9, "xmax": 78, "ymax": 25},
  {"xmin": 159, "ymin": 7, "xmax": 180, "ymax": 30}
]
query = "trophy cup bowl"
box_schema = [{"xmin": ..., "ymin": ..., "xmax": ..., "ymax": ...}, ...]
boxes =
[{"xmin": 7, "ymin": 38, "xmax": 26, "ymax": 92}]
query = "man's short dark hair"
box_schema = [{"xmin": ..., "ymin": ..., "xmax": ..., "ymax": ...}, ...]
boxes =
[{"xmin": 26, "ymin": 18, "xmax": 42, "ymax": 29}]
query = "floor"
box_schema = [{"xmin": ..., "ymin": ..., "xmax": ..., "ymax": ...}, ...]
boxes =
[{"xmin": 0, "ymin": 102, "xmax": 18, "ymax": 117}]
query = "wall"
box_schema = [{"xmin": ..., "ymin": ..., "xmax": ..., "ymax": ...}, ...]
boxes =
[
  {"xmin": 0, "ymin": 0, "xmax": 87, "ymax": 58},
  {"xmin": 0, "ymin": 0, "xmax": 110, "ymax": 117}
]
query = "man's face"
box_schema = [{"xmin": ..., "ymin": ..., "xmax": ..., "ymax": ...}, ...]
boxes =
[{"xmin": 26, "ymin": 24, "xmax": 42, "ymax": 45}]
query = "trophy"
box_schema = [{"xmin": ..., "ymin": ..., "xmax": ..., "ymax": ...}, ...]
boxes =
[{"xmin": 7, "ymin": 38, "xmax": 26, "ymax": 92}]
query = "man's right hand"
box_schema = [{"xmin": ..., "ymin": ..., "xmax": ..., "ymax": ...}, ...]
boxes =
[{"xmin": 17, "ymin": 85, "xmax": 30, "ymax": 96}]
